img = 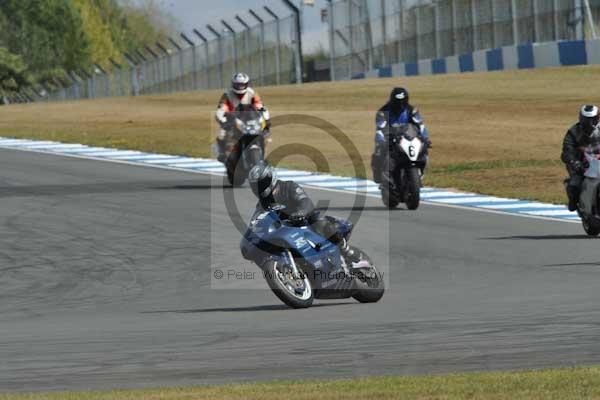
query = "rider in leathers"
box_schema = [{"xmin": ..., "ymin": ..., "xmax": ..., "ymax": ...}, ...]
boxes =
[
  {"xmin": 371, "ymin": 87, "xmax": 431, "ymax": 183},
  {"xmin": 248, "ymin": 162, "xmax": 361, "ymax": 265},
  {"xmin": 561, "ymin": 105, "xmax": 600, "ymax": 211},
  {"xmin": 215, "ymin": 73, "xmax": 271, "ymax": 162}
]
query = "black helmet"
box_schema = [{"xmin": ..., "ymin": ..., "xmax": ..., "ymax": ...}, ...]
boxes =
[
  {"xmin": 248, "ymin": 162, "xmax": 277, "ymax": 199},
  {"xmin": 389, "ymin": 87, "xmax": 409, "ymax": 113},
  {"xmin": 579, "ymin": 105, "xmax": 599, "ymax": 136}
]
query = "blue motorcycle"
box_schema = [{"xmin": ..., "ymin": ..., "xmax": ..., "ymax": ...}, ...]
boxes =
[{"xmin": 240, "ymin": 205, "xmax": 384, "ymax": 308}]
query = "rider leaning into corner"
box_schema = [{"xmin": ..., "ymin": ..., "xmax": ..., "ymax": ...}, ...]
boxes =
[
  {"xmin": 215, "ymin": 72, "xmax": 272, "ymax": 162},
  {"xmin": 561, "ymin": 105, "xmax": 600, "ymax": 211},
  {"xmin": 371, "ymin": 87, "xmax": 432, "ymax": 183},
  {"xmin": 247, "ymin": 161, "xmax": 366, "ymax": 267}
]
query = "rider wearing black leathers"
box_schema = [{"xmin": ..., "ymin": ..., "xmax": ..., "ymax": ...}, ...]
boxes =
[
  {"xmin": 561, "ymin": 105, "xmax": 600, "ymax": 211},
  {"xmin": 372, "ymin": 87, "xmax": 431, "ymax": 183},
  {"xmin": 248, "ymin": 162, "xmax": 360, "ymax": 263}
]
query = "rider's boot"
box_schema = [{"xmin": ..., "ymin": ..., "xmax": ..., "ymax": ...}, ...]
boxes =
[
  {"xmin": 339, "ymin": 238, "xmax": 369, "ymax": 269},
  {"xmin": 371, "ymin": 153, "xmax": 382, "ymax": 184},
  {"xmin": 565, "ymin": 179, "xmax": 580, "ymax": 212},
  {"xmin": 216, "ymin": 138, "xmax": 228, "ymax": 163}
]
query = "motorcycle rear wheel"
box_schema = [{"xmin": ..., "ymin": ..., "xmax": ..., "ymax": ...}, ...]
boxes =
[{"xmin": 263, "ymin": 260, "xmax": 314, "ymax": 308}]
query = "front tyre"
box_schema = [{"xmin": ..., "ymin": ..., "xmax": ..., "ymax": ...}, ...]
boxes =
[
  {"xmin": 226, "ymin": 164, "xmax": 246, "ymax": 187},
  {"xmin": 582, "ymin": 216, "xmax": 600, "ymax": 236},
  {"xmin": 263, "ymin": 260, "xmax": 313, "ymax": 308},
  {"xmin": 404, "ymin": 167, "xmax": 421, "ymax": 210},
  {"xmin": 350, "ymin": 248, "xmax": 385, "ymax": 303}
]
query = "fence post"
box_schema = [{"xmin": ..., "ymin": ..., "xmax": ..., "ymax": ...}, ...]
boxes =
[
  {"xmin": 574, "ymin": 0, "xmax": 584, "ymax": 40},
  {"xmin": 282, "ymin": 0, "xmax": 304, "ymax": 83},
  {"xmin": 109, "ymin": 58, "xmax": 124, "ymax": 97},
  {"xmin": 207, "ymin": 24, "xmax": 225, "ymax": 89},
  {"xmin": 181, "ymin": 33, "xmax": 198, "ymax": 90},
  {"xmin": 124, "ymin": 53, "xmax": 140, "ymax": 96},
  {"xmin": 264, "ymin": 6, "xmax": 282, "ymax": 85},
  {"xmin": 325, "ymin": 1, "xmax": 336, "ymax": 81},
  {"xmin": 470, "ymin": 0, "xmax": 477, "ymax": 50},
  {"xmin": 78, "ymin": 68, "xmax": 94, "ymax": 99},
  {"xmin": 347, "ymin": 0, "xmax": 354, "ymax": 77},
  {"xmin": 235, "ymin": 15, "xmax": 252, "ymax": 80},
  {"xmin": 415, "ymin": 5, "xmax": 422, "ymax": 60},
  {"xmin": 398, "ymin": 0, "xmax": 404, "ymax": 62},
  {"xmin": 144, "ymin": 45, "xmax": 160, "ymax": 93},
  {"xmin": 194, "ymin": 29, "xmax": 211, "ymax": 90},
  {"xmin": 532, "ymin": 0, "xmax": 539, "ymax": 42},
  {"xmin": 249, "ymin": 10, "xmax": 267, "ymax": 85},
  {"xmin": 67, "ymin": 71, "xmax": 81, "ymax": 99},
  {"xmin": 434, "ymin": 1, "xmax": 442, "ymax": 58},
  {"xmin": 490, "ymin": 0, "xmax": 497, "ymax": 48},
  {"xmin": 553, "ymin": 0, "xmax": 560, "ymax": 40},
  {"xmin": 169, "ymin": 37, "xmax": 185, "ymax": 91},
  {"xmin": 222, "ymin": 20, "xmax": 239, "ymax": 73},
  {"xmin": 156, "ymin": 42, "xmax": 172, "ymax": 93},
  {"xmin": 94, "ymin": 63, "xmax": 109, "ymax": 97},
  {"xmin": 583, "ymin": 0, "xmax": 598, "ymax": 39},
  {"xmin": 511, "ymin": 0, "xmax": 519, "ymax": 44}
]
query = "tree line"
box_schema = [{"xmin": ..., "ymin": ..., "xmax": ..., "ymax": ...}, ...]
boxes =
[{"xmin": 0, "ymin": 0, "xmax": 173, "ymax": 97}]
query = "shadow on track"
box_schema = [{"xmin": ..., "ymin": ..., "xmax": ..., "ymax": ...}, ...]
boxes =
[
  {"xmin": 317, "ymin": 206, "xmax": 407, "ymax": 212},
  {"xmin": 544, "ymin": 262, "xmax": 600, "ymax": 267},
  {"xmin": 142, "ymin": 302, "xmax": 352, "ymax": 314},
  {"xmin": 153, "ymin": 184, "xmax": 215, "ymax": 190},
  {"xmin": 481, "ymin": 235, "xmax": 594, "ymax": 240}
]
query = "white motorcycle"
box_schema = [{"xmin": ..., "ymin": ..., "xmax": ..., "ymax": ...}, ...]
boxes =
[
  {"xmin": 577, "ymin": 140, "xmax": 600, "ymax": 236},
  {"xmin": 380, "ymin": 123, "xmax": 428, "ymax": 209}
]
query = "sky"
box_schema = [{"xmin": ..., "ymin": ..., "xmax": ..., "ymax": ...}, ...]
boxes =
[{"xmin": 152, "ymin": 0, "xmax": 330, "ymax": 53}]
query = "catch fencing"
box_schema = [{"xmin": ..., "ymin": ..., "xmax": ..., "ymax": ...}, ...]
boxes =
[
  {"xmin": 327, "ymin": 0, "xmax": 600, "ymax": 80},
  {"xmin": 11, "ymin": 12, "xmax": 300, "ymax": 103}
]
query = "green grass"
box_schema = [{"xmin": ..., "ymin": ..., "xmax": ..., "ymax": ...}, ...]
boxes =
[{"xmin": 3, "ymin": 367, "xmax": 600, "ymax": 399}]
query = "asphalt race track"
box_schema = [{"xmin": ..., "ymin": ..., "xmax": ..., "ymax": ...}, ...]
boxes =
[{"xmin": 1, "ymin": 148, "xmax": 600, "ymax": 392}]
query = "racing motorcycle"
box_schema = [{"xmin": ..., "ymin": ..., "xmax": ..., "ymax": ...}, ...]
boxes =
[
  {"xmin": 240, "ymin": 205, "xmax": 385, "ymax": 308},
  {"xmin": 218, "ymin": 105, "xmax": 270, "ymax": 186},
  {"xmin": 577, "ymin": 139, "xmax": 600, "ymax": 236},
  {"xmin": 380, "ymin": 123, "xmax": 428, "ymax": 209}
]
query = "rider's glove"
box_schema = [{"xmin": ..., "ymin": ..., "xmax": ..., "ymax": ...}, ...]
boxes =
[
  {"xmin": 570, "ymin": 160, "xmax": 585, "ymax": 174},
  {"xmin": 425, "ymin": 138, "xmax": 432, "ymax": 148},
  {"xmin": 221, "ymin": 120, "xmax": 232, "ymax": 132},
  {"xmin": 265, "ymin": 119, "xmax": 272, "ymax": 131}
]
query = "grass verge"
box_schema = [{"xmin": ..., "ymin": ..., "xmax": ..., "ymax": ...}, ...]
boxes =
[
  {"xmin": 3, "ymin": 367, "xmax": 600, "ymax": 399},
  {"xmin": 1, "ymin": 65, "xmax": 599, "ymax": 203}
]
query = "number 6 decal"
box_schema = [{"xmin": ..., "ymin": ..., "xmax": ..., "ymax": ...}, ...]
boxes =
[{"xmin": 408, "ymin": 145, "xmax": 415, "ymax": 158}]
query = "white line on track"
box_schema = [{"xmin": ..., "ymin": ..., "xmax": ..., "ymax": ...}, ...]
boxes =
[{"xmin": 0, "ymin": 139, "xmax": 580, "ymax": 225}]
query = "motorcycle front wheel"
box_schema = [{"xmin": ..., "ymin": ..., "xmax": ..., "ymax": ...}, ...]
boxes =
[
  {"xmin": 263, "ymin": 260, "xmax": 314, "ymax": 308},
  {"xmin": 582, "ymin": 216, "xmax": 600, "ymax": 236},
  {"xmin": 404, "ymin": 167, "xmax": 421, "ymax": 210}
]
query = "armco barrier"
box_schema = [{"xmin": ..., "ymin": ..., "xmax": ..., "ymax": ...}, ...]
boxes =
[{"xmin": 351, "ymin": 39, "xmax": 600, "ymax": 80}]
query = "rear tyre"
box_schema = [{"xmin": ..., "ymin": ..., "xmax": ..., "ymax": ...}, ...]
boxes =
[
  {"xmin": 350, "ymin": 248, "xmax": 385, "ymax": 303},
  {"xmin": 404, "ymin": 168, "xmax": 421, "ymax": 210},
  {"xmin": 263, "ymin": 260, "xmax": 313, "ymax": 309},
  {"xmin": 226, "ymin": 164, "xmax": 246, "ymax": 187},
  {"xmin": 582, "ymin": 216, "xmax": 600, "ymax": 236}
]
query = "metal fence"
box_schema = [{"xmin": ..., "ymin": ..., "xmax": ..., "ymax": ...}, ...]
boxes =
[
  {"xmin": 11, "ymin": 12, "xmax": 300, "ymax": 103},
  {"xmin": 328, "ymin": 0, "xmax": 600, "ymax": 80}
]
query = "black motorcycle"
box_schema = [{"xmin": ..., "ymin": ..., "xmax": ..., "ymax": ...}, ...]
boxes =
[
  {"xmin": 380, "ymin": 123, "xmax": 428, "ymax": 210},
  {"xmin": 222, "ymin": 105, "xmax": 269, "ymax": 186}
]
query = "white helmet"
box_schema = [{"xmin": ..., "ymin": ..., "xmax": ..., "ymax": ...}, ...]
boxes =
[{"xmin": 232, "ymin": 73, "xmax": 250, "ymax": 95}]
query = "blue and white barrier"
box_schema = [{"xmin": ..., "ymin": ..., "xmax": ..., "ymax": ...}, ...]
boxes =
[{"xmin": 352, "ymin": 39, "xmax": 600, "ymax": 79}]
